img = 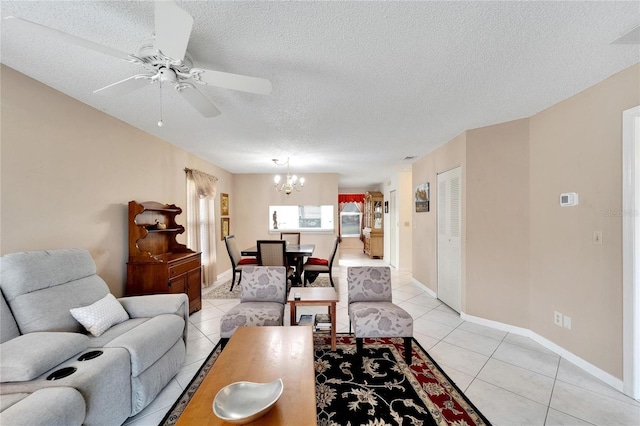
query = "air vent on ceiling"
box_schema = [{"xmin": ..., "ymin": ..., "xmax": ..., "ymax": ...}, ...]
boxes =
[{"xmin": 403, "ymin": 156, "xmax": 417, "ymax": 160}]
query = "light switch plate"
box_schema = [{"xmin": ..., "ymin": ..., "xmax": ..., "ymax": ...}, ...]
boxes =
[{"xmin": 593, "ymin": 231, "xmax": 603, "ymax": 245}]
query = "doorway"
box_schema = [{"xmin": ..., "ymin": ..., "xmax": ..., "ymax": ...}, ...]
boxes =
[
  {"xmin": 437, "ymin": 167, "xmax": 462, "ymax": 312},
  {"xmin": 340, "ymin": 202, "xmax": 362, "ymax": 237},
  {"xmin": 623, "ymin": 105, "xmax": 640, "ymax": 399}
]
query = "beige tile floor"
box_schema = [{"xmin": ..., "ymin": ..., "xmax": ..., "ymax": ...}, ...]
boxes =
[{"xmin": 124, "ymin": 249, "xmax": 640, "ymax": 426}]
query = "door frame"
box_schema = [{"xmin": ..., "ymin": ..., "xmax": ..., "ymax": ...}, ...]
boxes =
[
  {"xmin": 623, "ymin": 105, "xmax": 640, "ymax": 399},
  {"xmin": 389, "ymin": 190, "xmax": 397, "ymax": 268},
  {"xmin": 436, "ymin": 166, "xmax": 462, "ymax": 312}
]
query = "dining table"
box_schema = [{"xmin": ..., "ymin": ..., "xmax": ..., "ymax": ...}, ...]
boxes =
[{"xmin": 241, "ymin": 243, "xmax": 315, "ymax": 285}]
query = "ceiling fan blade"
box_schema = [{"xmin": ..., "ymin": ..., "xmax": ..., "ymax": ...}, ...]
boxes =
[
  {"xmin": 178, "ymin": 84, "xmax": 221, "ymax": 118},
  {"xmin": 93, "ymin": 74, "xmax": 152, "ymax": 97},
  {"xmin": 197, "ymin": 68, "xmax": 273, "ymax": 95},
  {"xmin": 154, "ymin": 0, "xmax": 193, "ymax": 61},
  {"xmin": 3, "ymin": 16, "xmax": 132, "ymax": 61}
]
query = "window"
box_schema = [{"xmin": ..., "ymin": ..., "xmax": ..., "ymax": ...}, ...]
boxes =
[
  {"xmin": 340, "ymin": 202, "xmax": 362, "ymax": 237},
  {"xmin": 185, "ymin": 169, "xmax": 218, "ymax": 287},
  {"xmin": 269, "ymin": 205, "xmax": 334, "ymax": 232}
]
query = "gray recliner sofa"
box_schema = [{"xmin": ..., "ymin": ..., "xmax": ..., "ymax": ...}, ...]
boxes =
[{"xmin": 0, "ymin": 248, "xmax": 189, "ymax": 426}]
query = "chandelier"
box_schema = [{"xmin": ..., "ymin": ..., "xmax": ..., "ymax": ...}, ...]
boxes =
[{"xmin": 273, "ymin": 158, "xmax": 305, "ymax": 195}]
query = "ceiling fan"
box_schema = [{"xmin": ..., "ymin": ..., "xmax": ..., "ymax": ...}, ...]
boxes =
[{"xmin": 4, "ymin": 1, "xmax": 272, "ymax": 119}]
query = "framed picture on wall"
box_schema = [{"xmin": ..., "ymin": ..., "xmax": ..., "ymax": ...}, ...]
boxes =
[
  {"xmin": 415, "ymin": 182, "xmax": 430, "ymax": 212},
  {"xmin": 220, "ymin": 193, "xmax": 229, "ymax": 216},
  {"xmin": 221, "ymin": 217, "xmax": 230, "ymax": 240}
]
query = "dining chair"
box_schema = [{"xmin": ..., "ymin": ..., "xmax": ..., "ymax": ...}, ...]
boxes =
[
  {"xmin": 347, "ymin": 266, "xmax": 413, "ymax": 364},
  {"xmin": 302, "ymin": 236, "xmax": 339, "ymax": 287},
  {"xmin": 280, "ymin": 232, "xmax": 301, "ymax": 245},
  {"xmin": 280, "ymin": 232, "xmax": 302, "ymax": 282},
  {"xmin": 219, "ymin": 266, "xmax": 287, "ymax": 347},
  {"xmin": 224, "ymin": 235, "xmax": 258, "ymax": 291},
  {"xmin": 257, "ymin": 240, "xmax": 295, "ymax": 283}
]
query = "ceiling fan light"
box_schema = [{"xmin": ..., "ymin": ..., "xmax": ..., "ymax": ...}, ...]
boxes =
[{"xmin": 158, "ymin": 67, "xmax": 177, "ymax": 84}]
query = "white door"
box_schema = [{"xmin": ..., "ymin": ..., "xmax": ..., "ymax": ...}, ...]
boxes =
[
  {"xmin": 390, "ymin": 190, "xmax": 397, "ymax": 268},
  {"xmin": 437, "ymin": 167, "xmax": 462, "ymax": 312}
]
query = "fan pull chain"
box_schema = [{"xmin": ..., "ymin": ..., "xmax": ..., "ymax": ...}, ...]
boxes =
[{"xmin": 158, "ymin": 80, "xmax": 164, "ymax": 127}]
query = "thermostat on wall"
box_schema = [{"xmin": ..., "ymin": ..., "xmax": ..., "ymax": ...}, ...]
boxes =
[{"xmin": 560, "ymin": 192, "xmax": 579, "ymax": 207}]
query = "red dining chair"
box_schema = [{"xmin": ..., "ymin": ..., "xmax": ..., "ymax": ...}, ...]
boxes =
[
  {"xmin": 302, "ymin": 236, "xmax": 339, "ymax": 287},
  {"xmin": 224, "ymin": 235, "xmax": 258, "ymax": 291}
]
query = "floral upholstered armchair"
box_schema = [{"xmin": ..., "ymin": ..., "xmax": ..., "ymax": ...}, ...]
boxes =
[
  {"xmin": 347, "ymin": 266, "xmax": 413, "ymax": 364},
  {"xmin": 219, "ymin": 266, "xmax": 287, "ymax": 347}
]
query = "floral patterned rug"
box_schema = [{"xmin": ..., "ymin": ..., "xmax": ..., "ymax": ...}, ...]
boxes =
[
  {"xmin": 161, "ymin": 334, "xmax": 491, "ymax": 426},
  {"xmin": 314, "ymin": 335, "xmax": 491, "ymax": 426}
]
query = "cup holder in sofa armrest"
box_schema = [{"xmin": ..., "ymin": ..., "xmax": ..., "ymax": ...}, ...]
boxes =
[
  {"xmin": 46, "ymin": 367, "xmax": 77, "ymax": 381},
  {"xmin": 78, "ymin": 350, "xmax": 103, "ymax": 361}
]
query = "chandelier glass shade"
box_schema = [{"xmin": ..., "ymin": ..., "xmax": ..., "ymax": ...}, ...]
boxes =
[{"xmin": 273, "ymin": 158, "xmax": 304, "ymax": 195}]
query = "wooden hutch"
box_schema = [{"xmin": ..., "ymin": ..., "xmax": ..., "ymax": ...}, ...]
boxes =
[
  {"xmin": 126, "ymin": 201, "xmax": 201, "ymax": 314},
  {"xmin": 363, "ymin": 191, "xmax": 384, "ymax": 258}
]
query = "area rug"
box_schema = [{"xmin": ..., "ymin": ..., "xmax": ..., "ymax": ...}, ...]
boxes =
[
  {"xmin": 160, "ymin": 334, "xmax": 491, "ymax": 426},
  {"xmin": 202, "ymin": 275, "xmax": 335, "ymax": 299},
  {"xmin": 315, "ymin": 335, "xmax": 491, "ymax": 426}
]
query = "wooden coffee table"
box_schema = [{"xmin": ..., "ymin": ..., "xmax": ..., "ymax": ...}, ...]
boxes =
[
  {"xmin": 288, "ymin": 287, "xmax": 339, "ymax": 351},
  {"xmin": 176, "ymin": 326, "xmax": 317, "ymax": 425}
]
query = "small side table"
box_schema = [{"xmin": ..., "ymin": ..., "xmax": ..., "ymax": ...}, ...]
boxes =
[{"xmin": 288, "ymin": 287, "xmax": 339, "ymax": 351}]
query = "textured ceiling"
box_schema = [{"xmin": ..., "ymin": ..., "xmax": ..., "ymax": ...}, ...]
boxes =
[{"xmin": 1, "ymin": 1, "xmax": 639, "ymax": 187}]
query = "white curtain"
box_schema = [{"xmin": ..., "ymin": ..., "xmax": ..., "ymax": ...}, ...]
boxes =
[{"xmin": 185, "ymin": 169, "xmax": 218, "ymax": 287}]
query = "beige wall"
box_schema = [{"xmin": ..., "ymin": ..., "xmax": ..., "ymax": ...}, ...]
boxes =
[
  {"xmin": 233, "ymin": 173, "xmax": 339, "ymax": 260},
  {"xmin": 398, "ymin": 171, "xmax": 414, "ymax": 272},
  {"xmin": 339, "ymin": 186, "xmax": 380, "ymax": 194},
  {"xmin": 411, "ymin": 133, "xmax": 466, "ymax": 293},
  {"xmin": 465, "ymin": 119, "xmax": 530, "ymax": 327},
  {"xmin": 412, "ymin": 62, "xmax": 640, "ymax": 379},
  {"xmin": 529, "ymin": 64, "xmax": 640, "ymax": 378},
  {"xmin": 1, "ymin": 65, "xmax": 233, "ymax": 297}
]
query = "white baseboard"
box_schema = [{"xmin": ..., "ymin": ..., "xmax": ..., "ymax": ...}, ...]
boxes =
[
  {"xmin": 461, "ymin": 312, "xmax": 625, "ymax": 393},
  {"xmin": 215, "ymin": 269, "xmax": 232, "ymax": 285},
  {"xmin": 411, "ymin": 278, "xmax": 437, "ymax": 298},
  {"xmin": 409, "ymin": 276, "xmax": 624, "ymax": 393}
]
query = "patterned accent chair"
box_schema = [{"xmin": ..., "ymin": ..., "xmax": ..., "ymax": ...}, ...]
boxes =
[
  {"xmin": 219, "ymin": 266, "xmax": 287, "ymax": 347},
  {"xmin": 348, "ymin": 266, "xmax": 413, "ymax": 364}
]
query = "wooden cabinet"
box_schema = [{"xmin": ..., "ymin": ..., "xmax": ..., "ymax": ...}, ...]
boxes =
[
  {"xmin": 363, "ymin": 191, "xmax": 384, "ymax": 259},
  {"xmin": 126, "ymin": 201, "xmax": 201, "ymax": 314}
]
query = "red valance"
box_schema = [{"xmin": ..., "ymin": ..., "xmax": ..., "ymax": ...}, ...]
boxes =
[{"xmin": 338, "ymin": 193, "xmax": 365, "ymax": 204}]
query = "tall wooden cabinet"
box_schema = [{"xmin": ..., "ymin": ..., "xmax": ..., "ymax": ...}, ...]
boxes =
[
  {"xmin": 363, "ymin": 191, "xmax": 384, "ymax": 258},
  {"xmin": 126, "ymin": 201, "xmax": 201, "ymax": 314}
]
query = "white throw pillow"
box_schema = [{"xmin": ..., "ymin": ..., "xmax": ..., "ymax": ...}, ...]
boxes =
[{"xmin": 70, "ymin": 294, "xmax": 129, "ymax": 336}]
